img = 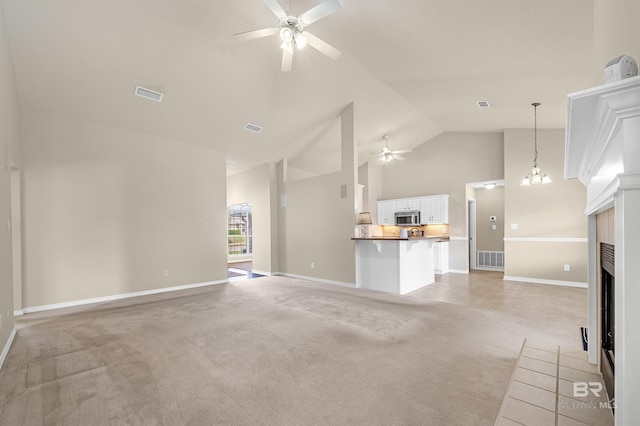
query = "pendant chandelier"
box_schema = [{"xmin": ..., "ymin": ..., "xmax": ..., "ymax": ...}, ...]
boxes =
[{"xmin": 521, "ymin": 102, "xmax": 551, "ymax": 186}]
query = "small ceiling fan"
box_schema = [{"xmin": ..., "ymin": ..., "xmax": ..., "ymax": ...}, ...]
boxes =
[
  {"xmin": 234, "ymin": 0, "xmax": 342, "ymax": 72},
  {"xmin": 373, "ymin": 134, "xmax": 411, "ymax": 165}
]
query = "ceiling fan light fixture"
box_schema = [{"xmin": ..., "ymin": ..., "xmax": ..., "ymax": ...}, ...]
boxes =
[
  {"xmin": 234, "ymin": 0, "xmax": 341, "ymax": 71},
  {"xmin": 294, "ymin": 32, "xmax": 307, "ymax": 49},
  {"xmin": 279, "ymin": 26, "xmax": 293, "ymax": 42}
]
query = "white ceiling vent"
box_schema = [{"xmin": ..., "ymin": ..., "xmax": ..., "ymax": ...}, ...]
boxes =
[
  {"xmin": 244, "ymin": 123, "xmax": 263, "ymax": 133},
  {"xmin": 135, "ymin": 85, "xmax": 163, "ymax": 102},
  {"xmin": 476, "ymin": 100, "xmax": 491, "ymax": 108}
]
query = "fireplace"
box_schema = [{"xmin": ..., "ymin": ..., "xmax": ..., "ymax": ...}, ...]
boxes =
[
  {"xmin": 601, "ymin": 242, "xmax": 614, "ymax": 402},
  {"xmin": 567, "ymin": 75, "xmax": 640, "ymax": 422}
]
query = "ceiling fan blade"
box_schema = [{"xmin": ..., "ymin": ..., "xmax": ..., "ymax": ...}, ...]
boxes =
[
  {"xmin": 391, "ymin": 149, "xmax": 411, "ymax": 155},
  {"xmin": 304, "ymin": 32, "xmax": 341, "ymax": 60},
  {"xmin": 263, "ymin": 0, "xmax": 287, "ymax": 18},
  {"xmin": 233, "ymin": 27, "xmax": 277, "ymax": 41},
  {"xmin": 281, "ymin": 48, "xmax": 293, "ymax": 72},
  {"xmin": 395, "ymin": 155, "xmax": 406, "ymax": 161},
  {"xmin": 299, "ymin": 0, "xmax": 341, "ymax": 26}
]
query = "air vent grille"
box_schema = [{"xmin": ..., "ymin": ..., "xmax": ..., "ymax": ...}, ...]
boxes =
[
  {"xmin": 135, "ymin": 86, "xmax": 163, "ymax": 102},
  {"xmin": 244, "ymin": 123, "xmax": 263, "ymax": 133},
  {"xmin": 477, "ymin": 250, "xmax": 504, "ymax": 269},
  {"xmin": 476, "ymin": 100, "xmax": 491, "ymax": 108},
  {"xmin": 601, "ymin": 243, "xmax": 614, "ymax": 276}
]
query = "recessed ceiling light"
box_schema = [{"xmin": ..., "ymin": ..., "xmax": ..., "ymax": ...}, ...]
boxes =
[
  {"xmin": 244, "ymin": 123, "xmax": 263, "ymax": 133},
  {"xmin": 476, "ymin": 100, "xmax": 490, "ymax": 108},
  {"xmin": 134, "ymin": 85, "xmax": 163, "ymax": 102}
]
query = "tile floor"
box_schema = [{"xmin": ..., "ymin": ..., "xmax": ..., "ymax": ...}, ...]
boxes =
[
  {"xmin": 408, "ymin": 270, "xmax": 614, "ymax": 425},
  {"xmin": 227, "ymin": 261, "xmax": 264, "ymax": 281},
  {"xmin": 495, "ymin": 338, "xmax": 614, "ymax": 426},
  {"xmin": 409, "ymin": 270, "xmax": 591, "ymax": 354}
]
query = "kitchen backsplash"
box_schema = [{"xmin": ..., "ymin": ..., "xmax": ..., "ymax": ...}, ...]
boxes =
[{"xmin": 375, "ymin": 224, "xmax": 449, "ymax": 237}]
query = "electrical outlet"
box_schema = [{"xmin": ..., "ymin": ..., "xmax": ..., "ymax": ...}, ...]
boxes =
[
  {"xmin": 564, "ymin": 264, "xmax": 571, "ymax": 272},
  {"xmin": 163, "ymin": 270, "xmax": 169, "ymax": 277},
  {"xmin": 511, "ymin": 224, "xmax": 518, "ymax": 230},
  {"xmin": 311, "ymin": 262, "xmax": 315, "ymax": 269}
]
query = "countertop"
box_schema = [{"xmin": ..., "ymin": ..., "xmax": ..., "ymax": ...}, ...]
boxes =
[{"xmin": 351, "ymin": 236, "xmax": 450, "ymax": 241}]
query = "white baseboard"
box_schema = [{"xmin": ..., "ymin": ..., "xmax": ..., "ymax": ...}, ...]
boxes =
[
  {"xmin": 13, "ymin": 309, "xmax": 24, "ymax": 317},
  {"xmin": 274, "ymin": 272, "xmax": 356, "ymax": 289},
  {"xmin": 22, "ymin": 279, "xmax": 228, "ymax": 314},
  {"xmin": 0, "ymin": 327, "xmax": 17, "ymax": 372},
  {"xmin": 503, "ymin": 275, "xmax": 588, "ymax": 288},
  {"xmin": 473, "ymin": 266, "xmax": 505, "ymax": 272},
  {"xmin": 251, "ymin": 270, "xmax": 271, "ymax": 276},
  {"xmin": 448, "ymin": 269, "xmax": 469, "ymax": 274}
]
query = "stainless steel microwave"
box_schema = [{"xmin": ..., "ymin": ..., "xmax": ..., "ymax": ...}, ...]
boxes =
[{"xmin": 395, "ymin": 210, "xmax": 420, "ymax": 226}]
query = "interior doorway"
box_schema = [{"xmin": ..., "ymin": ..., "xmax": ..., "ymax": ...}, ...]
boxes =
[{"xmin": 466, "ymin": 180, "xmax": 505, "ymax": 272}]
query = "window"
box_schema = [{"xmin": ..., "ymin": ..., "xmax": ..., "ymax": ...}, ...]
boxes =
[{"xmin": 228, "ymin": 203, "xmax": 252, "ymax": 256}]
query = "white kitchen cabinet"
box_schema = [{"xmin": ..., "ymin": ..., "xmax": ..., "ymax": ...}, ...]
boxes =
[
  {"xmin": 378, "ymin": 194, "xmax": 449, "ymax": 225},
  {"xmin": 420, "ymin": 195, "xmax": 449, "ymax": 224},
  {"xmin": 377, "ymin": 200, "xmax": 397, "ymax": 225},
  {"xmin": 395, "ymin": 198, "xmax": 421, "ymax": 211},
  {"xmin": 433, "ymin": 241, "xmax": 449, "ymax": 274}
]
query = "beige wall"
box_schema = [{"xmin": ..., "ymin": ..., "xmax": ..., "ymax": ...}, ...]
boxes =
[
  {"xmin": 227, "ymin": 163, "xmax": 278, "ymax": 274},
  {"xmin": 475, "ymin": 186, "xmax": 505, "ymax": 252},
  {"xmin": 381, "ymin": 132, "xmax": 504, "ymax": 271},
  {"xmin": 504, "ymin": 129, "xmax": 588, "ymax": 283},
  {"xmin": 277, "ymin": 103, "xmax": 357, "ymax": 284},
  {"xmin": 0, "ymin": 4, "xmax": 18, "ymax": 357},
  {"xmin": 593, "ymin": 1, "xmax": 640, "ymax": 85},
  {"xmin": 358, "ymin": 161, "xmax": 383, "ymax": 221},
  {"xmin": 19, "ymin": 109, "xmax": 228, "ymax": 308}
]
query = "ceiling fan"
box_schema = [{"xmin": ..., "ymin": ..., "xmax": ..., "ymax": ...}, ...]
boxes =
[
  {"xmin": 234, "ymin": 0, "xmax": 342, "ymax": 71},
  {"xmin": 373, "ymin": 134, "xmax": 411, "ymax": 165}
]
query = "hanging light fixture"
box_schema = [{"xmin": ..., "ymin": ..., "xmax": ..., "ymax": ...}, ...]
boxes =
[{"xmin": 521, "ymin": 102, "xmax": 551, "ymax": 186}]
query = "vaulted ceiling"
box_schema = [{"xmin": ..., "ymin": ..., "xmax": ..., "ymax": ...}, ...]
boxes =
[{"xmin": 1, "ymin": 0, "xmax": 596, "ymax": 174}]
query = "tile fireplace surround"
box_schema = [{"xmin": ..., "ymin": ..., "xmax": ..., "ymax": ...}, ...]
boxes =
[{"xmin": 566, "ymin": 75, "xmax": 640, "ymax": 424}]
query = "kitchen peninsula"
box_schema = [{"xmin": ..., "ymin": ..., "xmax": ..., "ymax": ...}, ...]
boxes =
[{"xmin": 352, "ymin": 235, "xmax": 446, "ymax": 295}]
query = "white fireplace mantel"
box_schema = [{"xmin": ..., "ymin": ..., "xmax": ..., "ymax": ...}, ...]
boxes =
[
  {"xmin": 566, "ymin": 75, "xmax": 640, "ymax": 426},
  {"xmin": 566, "ymin": 75, "xmax": 640, "ymax": 215}
]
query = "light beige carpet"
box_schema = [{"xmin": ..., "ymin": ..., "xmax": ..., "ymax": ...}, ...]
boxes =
[{"xmin": 0, "ymin": 275, "xmax": 583, "ymax": 425}]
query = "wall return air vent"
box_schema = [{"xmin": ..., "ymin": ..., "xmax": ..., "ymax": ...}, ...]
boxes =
[
  {"xmin": 476, "ymin": 100, "xmax": 491, "ymax": 108},
  {"xmin": 135, "ymin": 85, "xmax": 164, "ymax": 102}
]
